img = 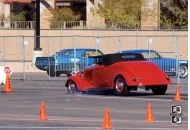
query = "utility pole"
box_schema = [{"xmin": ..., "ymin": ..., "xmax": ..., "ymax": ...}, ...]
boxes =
[
  {"xmin": 34, "ymin": 0, "xmax": 41, "ymax": 50},
  {"xmin": 32, "ymin": 0, "xmax": 43, "ymax": 66}
]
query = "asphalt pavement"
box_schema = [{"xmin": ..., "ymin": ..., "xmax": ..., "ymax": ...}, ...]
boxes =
[{"xmin": 0, "ymin": 72, "xmax": 188, "ymax": 130}]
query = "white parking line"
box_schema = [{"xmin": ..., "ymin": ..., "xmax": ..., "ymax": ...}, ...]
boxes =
[{"xmin": 0, "ymin": 117, "xmax": 187, "ymax": 123}]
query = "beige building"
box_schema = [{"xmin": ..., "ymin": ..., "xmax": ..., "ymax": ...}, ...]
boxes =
[{"xmin": 0, "ymin": 0, "xmax": 159, "ymax": 29}]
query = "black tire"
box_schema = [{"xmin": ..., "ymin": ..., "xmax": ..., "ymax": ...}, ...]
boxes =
[
  {"xmin": 114, "ymin": 75, "xmax": 129, "ymax": 96},
  {"xmin": 179, "ymin": 64, "xmax": 188, "ymax": 78},
  {"xmin": 47, "ymin": 70, "xmax": 61, "ymax": 77},
  {"xmin": 151, "ymin": 85, "xmax": 167, "ymax": 95},
  {"xmin": 67, "ymin": 81, "xmax": 78, "ymax": 94}
]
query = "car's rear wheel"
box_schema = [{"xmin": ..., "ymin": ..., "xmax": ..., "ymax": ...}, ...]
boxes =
[
  {"xmin": 179, "ymin": 64, "xmax": 188, "ymax": 78},
  {"xmin": 67, "ymin": 81, "xmax": 78, "ymax": 94},
  {"xmin": 47, "ymin": 69, "xmax": 61, "ymax": 77},
  {"xmin": 114, "ymin": 75, "xmax": 129, "ymax": 96},
  {"xmin": 151, "ymin": 85, "xmax": 167, "ymax": 95},
  {"xmin": 65, "ymin": 72, "xmax": 72, "ymax": 77}
]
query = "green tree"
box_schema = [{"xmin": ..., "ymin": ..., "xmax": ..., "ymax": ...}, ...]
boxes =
[
  {"xmin": 160, "ymin": 0, "xmax": 188, "ymax": 29},
  {"xmin": 50, "ymin": 7, "xmax": 81, "ymax": 28},
  {"xmin": 9, "ymin": 12, "xmax": 26, "ymax": 21},
  {"xmin": 98, "ymin": 0, "xmax": 144, "ymax": 28}
]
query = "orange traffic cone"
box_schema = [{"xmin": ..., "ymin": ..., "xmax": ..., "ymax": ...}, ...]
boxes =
[
  {"xmin": 145, "ymin": 102, "xmax": 155, "ymax": 122},
  {"xmin": 102, "ymin": 108, "xmax": 113, "ymax": 129},
  {"xmin": 39, "ymin": 101, "xmax": 48, "ymax": 120},
  {"xmin": 1, "ymin": 73, "xmax": 13, "ymax": 93},
  {"xmin": 173, "ymin": 85, "xmax": 182, "ymax": 101}
]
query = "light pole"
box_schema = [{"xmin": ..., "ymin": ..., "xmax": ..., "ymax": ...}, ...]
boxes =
[
  {"xmin": 32, "ymin": 0, "xmax": 43, "ymax": 66},
  {"xmin": 34, "ymin": 0, "xmax": 41, "ymax": 50}
]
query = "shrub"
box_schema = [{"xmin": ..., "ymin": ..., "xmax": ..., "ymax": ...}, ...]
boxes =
[
  {"xmin": 9, "ymin": 12, "xmax": 26, "ymax": 21},
  {"xmin": 50, "ymin": 7, "xmax": 81, "ymax": 28}
]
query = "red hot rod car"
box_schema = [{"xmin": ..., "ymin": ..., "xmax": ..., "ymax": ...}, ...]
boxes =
[{"xmin": 65, "ymin": 53, "xmax": 172, "ymax": 96}]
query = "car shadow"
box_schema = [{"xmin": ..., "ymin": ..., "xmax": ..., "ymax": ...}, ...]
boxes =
[
  {"xmin": 66, "ymin": 91, "xmax": 188, "ymax": 101},
  {"xmin": 83, "ymin": 91, "xmax": 154, "ymax": 97},
  {"xmin": 82, "ymin": 90, "xmax": 186, "ymax": 97}
]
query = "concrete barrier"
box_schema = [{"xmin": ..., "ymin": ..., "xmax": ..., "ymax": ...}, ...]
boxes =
[{"xmin": 0, "ymin": 66, "xmax": 6, "ymax": 84}]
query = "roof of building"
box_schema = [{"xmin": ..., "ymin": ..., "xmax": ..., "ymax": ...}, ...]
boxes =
[{"xmin": 3, "ymin": 0, "xmax": 86, "ymax": 4}]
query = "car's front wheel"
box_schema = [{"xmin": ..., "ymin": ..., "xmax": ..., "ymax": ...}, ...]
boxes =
[
  {"xmin": 151, "ymin": 85, "xmax": 167, "ymax": 95},
  {"xmin": 67, "ymin": 81, "xmax": 78, "ymax": 94},
  {"xmin": 114, "ymin": 75, "xmax": 129, "ymax": 96},
  {"xmin": 179, "ymin": 64, "xmax": 188, "ymax": 78}
]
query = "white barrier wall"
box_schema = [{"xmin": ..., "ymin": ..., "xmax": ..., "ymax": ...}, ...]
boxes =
[{"xmin": 0, "ymin": 66, "xmax": 6, "ymax": 84}]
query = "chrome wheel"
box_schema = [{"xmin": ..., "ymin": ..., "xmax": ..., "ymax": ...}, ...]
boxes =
[
  {"xmin": 115, "ymin": 78, "xmax": 125, "ymax": 93},
  {"xmin": 67, "ymin": 81, "xmax": 78, "ymax": 94},
  {"xmin": 114, "ymin": 75, "xmax": 128, "ymax": 96},
  {"xmin": 179, "ymin": 65, "xmax": 188, "ymax": 78}
]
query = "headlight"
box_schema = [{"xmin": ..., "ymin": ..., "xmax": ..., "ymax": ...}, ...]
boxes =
[{"xmin": 70, "ymin": 58, "xmax": 80, "ymax": 63}]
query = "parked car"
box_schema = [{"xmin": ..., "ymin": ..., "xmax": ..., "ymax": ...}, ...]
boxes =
[
  {"xmin": 120, "ymin": 49, "xmax": 188, "ymax": 78},
  {"xmin": 65, "ymin": 53, "xmax": 172, "ymax": 96},
  {"xmin": 35, "ymin": 48, "xmax": 104, "ymax": 77}
]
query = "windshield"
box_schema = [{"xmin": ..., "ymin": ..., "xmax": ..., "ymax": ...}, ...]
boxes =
[
  {"xmin": 84, "ymin": 50, "xmax": 103, "ymax": 57},
  {"xmin": 141, "ymin": 52, "xmax": 162, "ymax": 59},
  {"xmin": 55, "ymin": 50, "xmax": 103, "ymax": 57}
]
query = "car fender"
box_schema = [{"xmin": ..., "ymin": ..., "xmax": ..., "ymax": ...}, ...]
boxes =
[
  {"xmin": 112, "ymin": 70, "xmax": 172, "ymax": 88},
  {"xmin": 112, "ymin": 71, "xmax": 135, "ymax": 87},
  {"xmin": 179, "ymin": 60, "xmax": 188, "ymax": 64},
  {"xmin": 179, "ymin": 60, "xmax": 188, "ymax": 67},
  {"xmin": 65, "ymin": 73, "xmax": 94, "ymax": 92},
  {"xmin": 160, "ymin": 70, "xmax": 173, "ymax": 85}
]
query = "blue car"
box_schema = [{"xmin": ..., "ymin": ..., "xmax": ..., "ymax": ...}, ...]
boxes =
[
  {"xmin": 120, "ymin": 49, "xmax": 188, "ymax": 78},
  {"xmin": 35, "ymin": 48, "xmax": 103, "ymax": 77}
]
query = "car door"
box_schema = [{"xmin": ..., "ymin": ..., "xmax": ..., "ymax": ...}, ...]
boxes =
[{"xmin": 92, "ymin": 59, "xmax": 108, "ymax": 88}]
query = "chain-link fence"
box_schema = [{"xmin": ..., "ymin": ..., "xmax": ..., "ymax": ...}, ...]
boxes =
[{"xmin": 0, "ymin": 34, "xmax": 188, "ymax": 84}]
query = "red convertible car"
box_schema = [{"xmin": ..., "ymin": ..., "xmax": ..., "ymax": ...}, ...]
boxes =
[{"xmin": 65, "ymin": 53, "xmax": 172, "ymax": 96}]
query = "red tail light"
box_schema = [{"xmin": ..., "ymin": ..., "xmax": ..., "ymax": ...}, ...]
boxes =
[
  {"xmin": 166, "ymin": 75, "xmax": 170, "ymax": 80},
  {"xmin": 132, "ymin": 77, "xmax": 136, "ymax": 81}
]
